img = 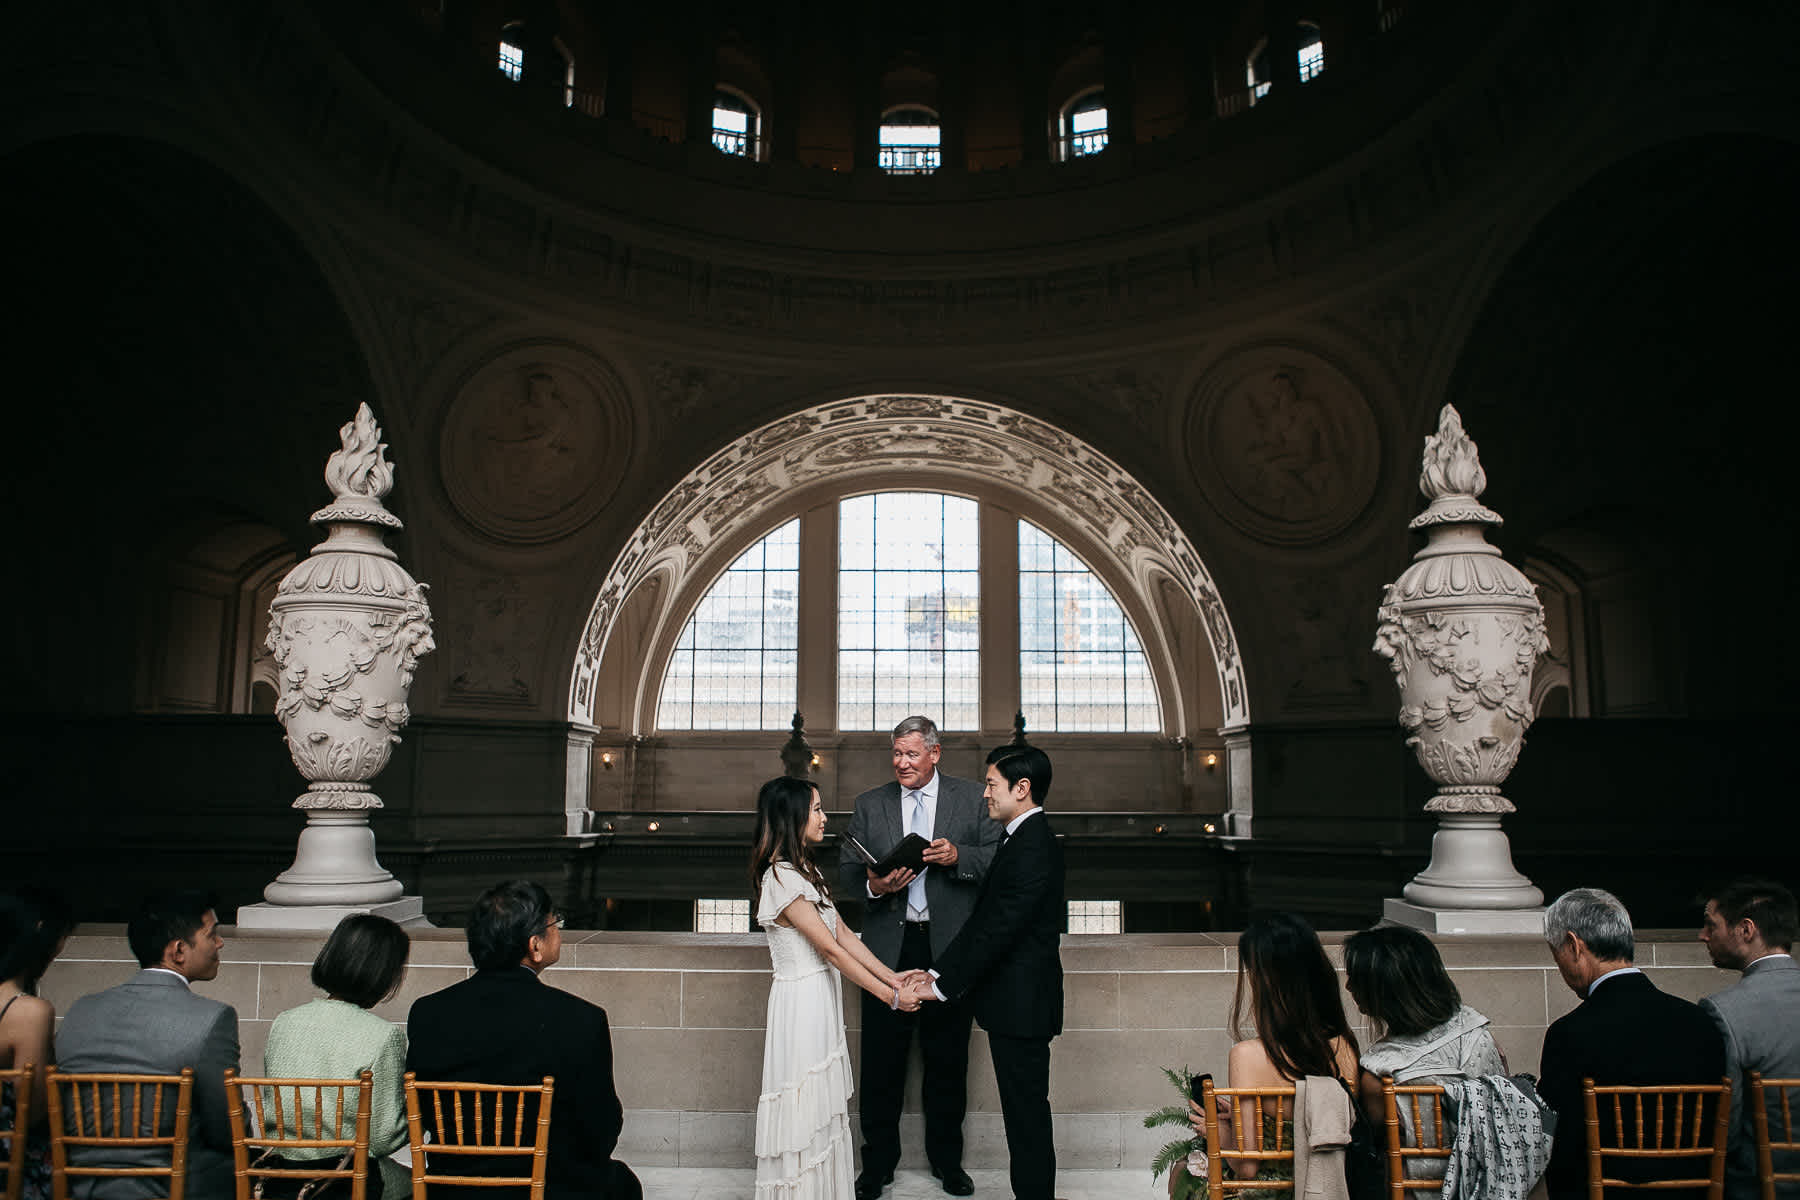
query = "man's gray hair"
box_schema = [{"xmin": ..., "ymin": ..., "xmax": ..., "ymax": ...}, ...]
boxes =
[
  {"xmin": 892, "ymin": 715, "xmax": 940, "ymax": 748},
  {"xmin": 1543, "ymin": 887, "xmax": 1636, "ymax": 962}
]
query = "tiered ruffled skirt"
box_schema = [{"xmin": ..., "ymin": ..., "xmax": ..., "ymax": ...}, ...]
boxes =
[{"xmin": 755, "ymin": 959, "xmax": 855, "ymax": 1199}]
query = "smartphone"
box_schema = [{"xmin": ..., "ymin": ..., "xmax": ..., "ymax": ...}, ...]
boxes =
[{"xmin": 1189, "ymin": 1072, "xmax": 1212, "ymax": 1103}]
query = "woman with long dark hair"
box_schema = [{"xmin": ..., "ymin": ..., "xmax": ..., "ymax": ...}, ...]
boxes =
[
  {"xmin": 0, "ymin": 887, "xmax": 76, "ymax": 1200},
  {"xmin": 750, "ymin": 776, "xmax": 916, "ymax": 1200},
  {"xmin": 1173, "ymin": 912, "xmax": 1360, "ymax": 1199},
  {"xmin": 1343, "ymin": 923, "xmax": 1506, "ymax": 1177}
]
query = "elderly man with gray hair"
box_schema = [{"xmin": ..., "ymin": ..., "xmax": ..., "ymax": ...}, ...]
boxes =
[{"xmin": 1537, "ymin": 887, "xmax": 1726, "ymax": 1200}]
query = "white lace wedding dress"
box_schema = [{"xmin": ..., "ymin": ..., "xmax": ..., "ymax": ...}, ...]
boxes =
[{"xmin": 755, "ymin": 862, "xmax": 856, "ymax": 1200}]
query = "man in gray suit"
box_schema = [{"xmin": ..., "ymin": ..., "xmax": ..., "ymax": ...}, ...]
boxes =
[
  {"xmin": 840, "ymin": 716, "xmax": 1000, "ymax": 1200},
  {"xmin": 1700, "ymin": 878, "xmax": 1800, "ymax": 1200},
  {"xmin": 56, "ymin": 890, "xmax": 240, "ymax": 1200}
]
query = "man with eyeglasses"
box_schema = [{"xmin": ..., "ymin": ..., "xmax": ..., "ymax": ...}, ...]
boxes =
[{"xmin": 407, "ymin": 880, "xmax": 641, "ymax": 1200}]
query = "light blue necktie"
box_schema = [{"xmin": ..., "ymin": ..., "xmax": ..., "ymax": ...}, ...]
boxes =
[{"xmin": 907, "ymin": 788, "xmax": 929, "ymax": 918}]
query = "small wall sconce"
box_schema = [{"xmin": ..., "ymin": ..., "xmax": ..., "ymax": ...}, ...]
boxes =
[
  {"xmin": 1203, "ymin": 752, "xmax": 1219, "ymax": 772},
  {"xmin": 810, "ymin": 753, "xmax": 822, "ymax": 769},
  {"xmin": 646, "ymin": 821, "xmax": 661, "ymax": 832},
  {"xmin": 601, "ymin": 751, "xmax": 614, "ymax": 770},
  {"xmin": 1203, "ymin": 822, "xmax": 1217, "ymax": 834},
  {"xmin": 1153, "ymin": 824, "xmax": 1166, "ymax": 835}
]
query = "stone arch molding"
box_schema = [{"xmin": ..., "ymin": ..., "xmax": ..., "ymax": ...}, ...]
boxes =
[{"xmin": 568, "ymin": 394, "xmax": 1250, "ymax": 731}]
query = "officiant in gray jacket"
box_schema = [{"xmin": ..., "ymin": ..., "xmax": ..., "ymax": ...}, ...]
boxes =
[{"xmin": 839, "ymin": 715, "xmax": 1000, "ymax": 1200}]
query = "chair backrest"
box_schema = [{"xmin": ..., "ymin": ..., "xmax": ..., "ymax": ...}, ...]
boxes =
[
  {"xmin": 1381, "ymin": 1077, "xmax": 1450, "ymax": 1198},
  {"xmin": 45, "ymin": 1066, "xmax": 196, "ymax": 1200},
  {"xmin": 401, "ymin": 1074, "xmax": 553, "ymax": 1200},
  {"xmin": 1201, "ymin": 1078, "xmax": 1298, "ymax": 1196},
  {"xmin": 2, "ymin": 1063, "xmax": 34, "ymax": 1200},
  {"xmin": 1750, "ymin": 1073, "xmax": 1800, "ymax": 1200},
  {"xmin": 1582, "ymin": 1078, "xmax": 1732, "ymax": 1200},
  {"xmin": 224, "ymin": 1068, "xmax": 373, "ymax": 1200}
]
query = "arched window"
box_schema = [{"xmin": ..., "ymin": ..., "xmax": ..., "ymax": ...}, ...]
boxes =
[
  {"xmin": 838, "ymin": 492, "xmax": 980, "ymax": 731},
  {"xmin": 878, "ymin": 106, "xmax": 941, "ymax": 175},
  {"xmin": 655, "ymin": 519, "xmax": 799, "ymax": 729},
  {"xmin": 1019, "ymin": 520, "xmax": 1160, "ymax": 732},
  {"xmin": 1060, "ymin": 90, "xmax": 1109, "ymax": 160},
  {"xmin": 1298, "ymin": 22, "xmax": 1325, "ymax": 82},
  {"xmin": 1245, "ymin": 38, "xmax": 1272, "ymax": 104},
  {"xmin": 712, "ymin": 88, "xmax": 759, "ymax": 159},
  {"xmin": 499, "ymin": 25, "xmax": 524, "ymax": 81}
]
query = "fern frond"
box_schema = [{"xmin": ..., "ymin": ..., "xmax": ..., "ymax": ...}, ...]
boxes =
[
  {"xmin": 1160, "ymin": 1065, "xmax": 1192, "ymax": 1095},
  {"xmin": 1151, "ymin": 1135, "xmax": 1203, "ymax": 1180},
  {"xmin": 1145, "ymin": 1104, "xmax": 1192, "ymax": 1128}
]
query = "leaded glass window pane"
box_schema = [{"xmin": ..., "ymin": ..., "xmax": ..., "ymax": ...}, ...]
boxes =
[
  {"xmin": 656, "ymin": 519, "xmax": 799, "ymax": 729},
  {"xmin": 1018, "ymin": 519, "xmax": 1162, "ymax": 732},
  {"xmin": 837, "ymin": 493, "xmax": 979, "ymax": 729}
]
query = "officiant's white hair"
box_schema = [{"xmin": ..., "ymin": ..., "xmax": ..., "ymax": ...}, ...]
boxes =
[{"xmin": 892, "ymin": 715, "xmax": 939, "ymax": 748}]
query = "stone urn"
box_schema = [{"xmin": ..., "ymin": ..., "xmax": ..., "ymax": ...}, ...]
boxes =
[
  {"xmin": 1373, "ymin": 405, "xmax": 1545, "ymax": 910},
  {"xmin": 262, "ymin": 404, "xmax": 434, "ymax": 906}
]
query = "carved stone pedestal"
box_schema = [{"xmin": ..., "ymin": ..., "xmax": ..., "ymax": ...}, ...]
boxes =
[
  {"xmin": 236, "ymin": 896, "xmax": 426, "ymax": 932},
  {"xmin": 1382, "ymin": 897, "xmax": 1544, "ymax": 935}
]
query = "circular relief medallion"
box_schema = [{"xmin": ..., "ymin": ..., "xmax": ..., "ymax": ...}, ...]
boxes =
[
  {"xmin": 1188, "ymin": 347, "xmax": 1380, "ymax": 545},
  {"xmin": 441, "ymin": 345, "xmax": 631, "ymax": 544}
]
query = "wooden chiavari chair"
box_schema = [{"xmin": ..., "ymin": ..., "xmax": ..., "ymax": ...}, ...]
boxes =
[
  {"xmin": 401, "ymin": 1074, "xmax": 552, "ymax": 1200},
  {"xmin": 1200, "ymin": 1079, "xmax": 1298, "ymax": 1197},
  {"xmin": 44, "ymin": 1066, "xmax": 195, "ymax": 1200},
  {"xmin": 1582, "ymin": 1078, "xmax": 1731, "ymax": 1200},
  {"xmin": 1749, "ymin": 1073, "xmax": 1800, "ymax": 1200},
  {"xmin": 224, "ymin": 1068, "xmax": 373, "ymax": 1200}
]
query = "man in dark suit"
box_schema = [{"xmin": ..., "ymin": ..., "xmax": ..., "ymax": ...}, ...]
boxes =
[
  {"xmin": 1698, "ymin": 878, "xmax": 1800, "ymax": 1200},
  {"xmin": 406, "ymin": 880, "xmax": 640, "ymax": 1200},
  {"xmin": 840, "ymin": 715, "xmax": 999, "ymax": 1199},
  {"xmin": 1538, "ymin": 887, "xmax": 1727, "ymax": 1200},
  {"xmin": 912, "ymin": 743, "xmax": 1064, "ymax": 1200},
  {"xmin": 56, "ymin": 889, "xmax": 241, "ymax": 1200}
]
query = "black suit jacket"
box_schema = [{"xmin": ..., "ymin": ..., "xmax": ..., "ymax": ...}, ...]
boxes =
[
  {"xmin": 1538, "ymin": 970, "xmax": 1727, "ymax": 1200},
  {"xmin": 930, "ymin": 809, "xmax": 1064, "ymax": 1040},
  {"xmin": 406, "ymin": 967, "xmax": 631, "ymax": 1200}
]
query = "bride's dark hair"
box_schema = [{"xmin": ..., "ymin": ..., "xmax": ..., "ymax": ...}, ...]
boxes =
[{"xmin": 750, "ymin": 776, "xmax": 832, "ymax": 907}]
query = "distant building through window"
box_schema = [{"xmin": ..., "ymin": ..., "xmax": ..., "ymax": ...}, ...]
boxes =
[
  {"xmin": 712, "ymin": 89, "xmax": 757, "ymax": 158},
  {"xmin": 1019, "ymin": 520, "xmax": 1160, "ymax": 731},
  {"xmin": 1063, "ymin": 91, "xmax": 1109, "ymax": 159},
  {"xmin": 878, "ymin": 106, "xmax": 942, "ymax": 174},
  {"xmin": 498, "ymin": 35, "xmax": 523, "ymax": 82}
]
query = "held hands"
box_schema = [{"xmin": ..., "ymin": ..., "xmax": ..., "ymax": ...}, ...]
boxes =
[{"xmin": 902, "ymin": 977, "xmax": 939, "ymax": 1008}]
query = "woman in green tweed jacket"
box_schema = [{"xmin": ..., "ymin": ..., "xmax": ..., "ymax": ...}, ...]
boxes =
[{"xmin": 262, "ymin": 914, "xmax": 412, "ymax": 1200}]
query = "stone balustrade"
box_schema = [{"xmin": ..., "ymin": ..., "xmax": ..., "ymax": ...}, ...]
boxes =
[{"xmin": 40, "ymin": 926, "xmax": 1719, "ymax": 1171}]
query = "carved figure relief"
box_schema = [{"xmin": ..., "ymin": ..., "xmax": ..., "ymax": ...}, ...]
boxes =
[
  {"xmin": 1189, "ymin": 348, "xmax": 1380, "ymax": 545},
  {"xmin": 441, "ymin": 345, "xmax": 631, "ymax": 543}
]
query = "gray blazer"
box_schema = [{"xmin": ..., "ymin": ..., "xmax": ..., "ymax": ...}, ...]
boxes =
[
  {"xmin": 1703, "ymin": 954, "xmax": 1800, "ymax": 1200},
  {"xmin": 838, "ymin": 771, "xmax": 1000, "ymax": 964},
  {"xmin": 55, "ymin": 969, "xmax": 241, "ymax": 1200}
]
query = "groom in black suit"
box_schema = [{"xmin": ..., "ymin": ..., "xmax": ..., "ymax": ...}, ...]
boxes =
[{"xmin": 914, "ymin": 743, "xmax": 1065, "ymax": 1200}]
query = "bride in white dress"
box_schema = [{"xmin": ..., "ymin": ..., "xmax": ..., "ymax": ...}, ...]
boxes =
[{"xmin": 751, "ymin": 776, "xmax": 921, "ymax": 1200}]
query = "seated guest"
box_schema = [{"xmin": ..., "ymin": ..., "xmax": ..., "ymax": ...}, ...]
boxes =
[
  {"xmin": 1698, "ymin": 878, "xmax": 1800, "ymax": 1200},
  {"xmin": 1172, "ymin": 912, "xmax": 1360, "ymax": 1200},
  {"xmin": 56, "ymin": 889, "xmax": 240, "ymax": 1200},
  {"xmin": 1, "ymin": 888, "xmax": 76, "ymax": 1200},
  {"xmin": 262, "ymin": 914, "xmax": 412, "ymax": 1200},
  {"xmin": 1538, "ymin": 887, "xmax": 1725, "ymax": 1200},
  {"xmin": 1346, "ymin": 924, "xmax": 1553, "ymax": 1191},
  {"xmin": 406, "ymin": 881, "xmax": 640, "ymax": 1200}
]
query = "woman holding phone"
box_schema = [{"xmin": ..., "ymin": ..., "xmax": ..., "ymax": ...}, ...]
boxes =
[{"xmin": 750, "ymin": 776, "xmax": 919, "ymax": 1200}]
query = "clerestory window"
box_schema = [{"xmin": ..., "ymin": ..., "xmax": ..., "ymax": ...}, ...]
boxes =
[
  {"xmin": 1061, "ymin": 90, "xmax": 1109, "ymax": 160},
  {"xmin": 878, "ymin": 106, "xmax": 942, "ymax": 174},
  {"xmin": 1298, "ymin": 23, "xmax": 1325, "ymax": 82},
  {"xmin": 712, "ymin": 88, "xmax": 759, "ymax": 159}
]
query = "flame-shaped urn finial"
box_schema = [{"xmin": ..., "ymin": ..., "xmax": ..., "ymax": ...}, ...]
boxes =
[
  {"xmin": 259, "ymin": 404, "xmax": 434, "ymax": 907},
  {"xmin": 1373, "ymin": 405, "xmax": 1544, "ymax": 911}
]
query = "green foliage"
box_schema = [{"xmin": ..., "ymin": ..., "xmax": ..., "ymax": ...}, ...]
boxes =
[{"xmin": 1147, "ymin": 1064, "xmax": 1206, "ymax": 1192}]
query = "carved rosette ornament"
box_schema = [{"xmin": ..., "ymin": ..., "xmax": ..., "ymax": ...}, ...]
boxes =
[
  {"xmin": 1374, "ymin": 405, "xmax": 1544, "ymax": 909},
  {"xmin": 262, "ymin": 405, "xmax": 434, "ymax": 905}
]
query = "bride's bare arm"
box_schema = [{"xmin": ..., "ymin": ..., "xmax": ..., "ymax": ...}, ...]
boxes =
[{"xmin": 779, "ymin": 898, "xmax": 914, "ymax": 1009}]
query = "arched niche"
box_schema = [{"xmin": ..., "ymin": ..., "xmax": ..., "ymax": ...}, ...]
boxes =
[{"xmin": 569, "ymin": 394, "xmax": 1249, "ymax": 743}]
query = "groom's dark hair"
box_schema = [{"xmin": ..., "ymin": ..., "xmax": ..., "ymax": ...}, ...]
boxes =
[{"xmin": 986, "ymin": 743, "xmax": 1052, "ymax": 807}]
